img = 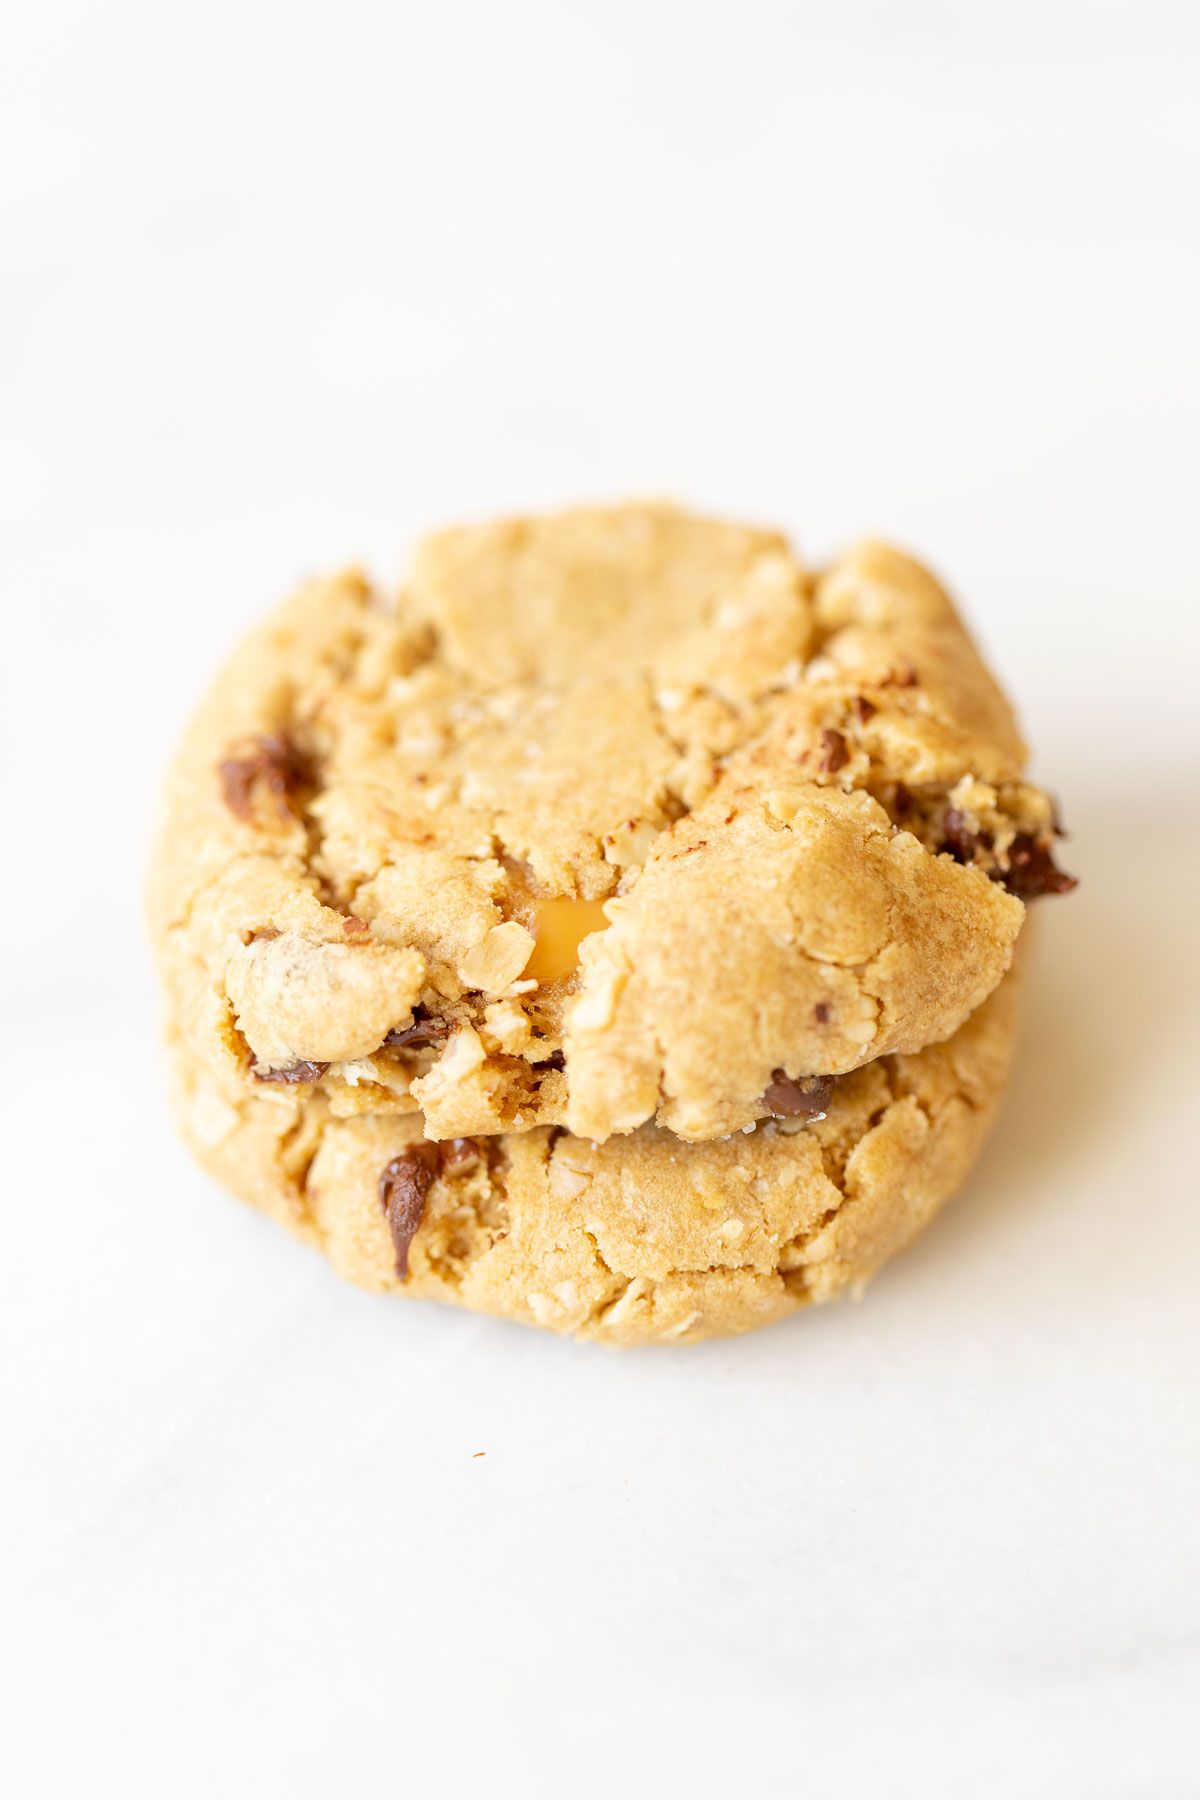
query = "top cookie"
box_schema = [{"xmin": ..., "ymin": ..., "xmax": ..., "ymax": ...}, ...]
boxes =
[{"xmin": 149, "ymin": 505, "xmax": 1071, "ymax": 1144}]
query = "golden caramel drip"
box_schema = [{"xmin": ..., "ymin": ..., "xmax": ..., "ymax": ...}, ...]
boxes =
[{"xmin": 523, "ymin": 897, "xmax": 610, "ymax": 984}]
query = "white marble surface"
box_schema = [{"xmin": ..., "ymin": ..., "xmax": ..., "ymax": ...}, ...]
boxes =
[{"xmin": 2, "ymin": 3, "xmax": 1198, "ymax": 1793}]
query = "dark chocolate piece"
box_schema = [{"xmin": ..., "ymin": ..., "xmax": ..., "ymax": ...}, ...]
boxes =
[
  {"xmin": 383, "ymin": 1008, "xmax": 450, "ymax": 1050},
  {"xmin": 219, "ymin": 733, "xmax": 309, "ymax": 823},
  {"xmin": 252, "ymin": 1059, "xmax": 329, "ymax": 1084},
  {"xmin": 1000, "ymin": 834, "xmax": 1078, "ymax": 900},
  {"xmin": 762, "ymin": 1070, "xmax": 833, "ymax": 1121},
  {"xmin": 939, "ymin": 809, "xmax": 1077, "ymax": 899},
  {"xmin": 940, "ymin": 806, "xmax": 980, "ymax": 863},
  {"xmin": 378, "ymin": 1146, "xmax": 441, "ymax": 1279},
  {"xmin": 818, "ymin": 728, "xmax": 850, "ymax": 773}
]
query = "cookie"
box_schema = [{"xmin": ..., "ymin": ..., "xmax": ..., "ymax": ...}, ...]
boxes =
[
  {"xmin": 149, "ymin": 506, "xmax": 1072, "ymax": 1149},
  {"xmin": 169, "ymin": 955, "xmax": 1025, "ymax": 1345}
]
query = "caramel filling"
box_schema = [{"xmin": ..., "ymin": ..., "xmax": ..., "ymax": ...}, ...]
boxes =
[{"xmin": 523, "ymin": 897, "xmax": 610, "ymax": 984}]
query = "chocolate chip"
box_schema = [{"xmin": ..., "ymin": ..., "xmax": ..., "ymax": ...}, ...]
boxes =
[
  {"xmin": 383, "ymin": 1007, "xmax": 449, "ymax": 1049},
  {"xmin": 378, "ymin": 1145, "xmax": 441, "ymax": 1279},
  {"xmin": 818, "ymin": 728, "xmax": 850, "ymax": 773},
  {"xmin": 252, "ymin": 1059, "xmax": 329, "ymax": 1084},
  {"xmin": 535, "ymin": 1049, "xmax": 566, "ymax": 1072},
  {"xmin": 1000, "ymin": 834, "xmax": 1078, "ymax": 900},
  {"xmin": 813, "ymin": 1002, "xmax": 832, "ymax": 1024},
  {"xmin": 940, "ymin": 807, "xmax": 982, "ymax": 863},
  {"xmin": 851, "ymin": 696, "xmax": 877, "ymax": 723},
  {"xmin": 763, "ymin": 1071, "xmax": 833, "ymax": 1120},
  {"xmin": 219, "ymin": 733, "xmax": 310, "ymax": 823},
  {"xmin": 938, "ymin": 809, "xmax": 1077, "ymax": 899}
]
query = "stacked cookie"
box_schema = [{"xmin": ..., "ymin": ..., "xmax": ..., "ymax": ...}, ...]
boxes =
[{"xmin": 150, "ymin": 506, "xmax": 1074, "ymax": 1343}]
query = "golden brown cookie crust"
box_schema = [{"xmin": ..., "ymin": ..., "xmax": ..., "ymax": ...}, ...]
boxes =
[{"xmin": 170, "ymin": 955, "xmax": 1024, "ymax": 1346}]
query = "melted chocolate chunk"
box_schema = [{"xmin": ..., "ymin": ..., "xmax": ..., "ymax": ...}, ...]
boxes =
[
  {"xmin": 219, "ymin": 733, "xmax": 309, "ymax": 823},
  {"xmin": 252, "ymin": 1059, "xmax": 329, "ymax": 1084},
  {"xmin": 535, "ymin": 1049, "xmax": 566, "ymax": 1072},
  {"xmin": 383, "ymin": 1007, "xmax": 450, "ymax": 1050},
  {"xmin": 763, "ymin": 1070, "xmax": 833, "ymax": 1121},
  {"xmin": 1000, "ymin": 834, "xmax": 1079, "ymax": 900},
  {"xmin": 377, "ymin": 1138, "xmax": 487, "ymax": 1277},
  {"xmin": 379, "ymin": 1145, "xmax": 441, "ymax": 1279},
  {"xmin": 818, "ymin": 728, "xmax": 850, "ymax": 773}
]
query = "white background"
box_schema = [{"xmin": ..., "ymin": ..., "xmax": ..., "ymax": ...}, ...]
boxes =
[{"xmin": 2, "ymin": 2, "xmax": 1198, "ymax": 1794}]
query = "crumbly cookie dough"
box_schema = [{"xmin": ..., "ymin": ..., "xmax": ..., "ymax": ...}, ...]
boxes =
[
  {"xmin": 149, "ymin": 505, "xmax": 1071, "ymax": 1146},
  {"xmin": 170, "ymin": 956, "xmax": 1025, "ymax": 1345}
]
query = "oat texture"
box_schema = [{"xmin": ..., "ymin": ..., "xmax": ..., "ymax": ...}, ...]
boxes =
[
  {"xmin": 170, "ymin": 956, "xmax": 1024, "ymax": 1346},
  {"xmin": 150, "ymin": 506, "xmax": 1068, "ymax": 1148},
  {"xmin": 151, "ymin": 505, "xmax": 1074, "ymax": 1342}
]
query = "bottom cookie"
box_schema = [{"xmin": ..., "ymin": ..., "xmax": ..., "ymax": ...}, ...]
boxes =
[{"xmin": 170, "ymin": 961, "xmax": 1023, "ymax": 1345}]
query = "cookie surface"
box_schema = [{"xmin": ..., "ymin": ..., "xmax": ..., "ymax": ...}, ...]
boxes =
[
  {"xmin": 150, "ymin": 506, "xmax": 1068, "ymax": 1147},
  {"xmin": 170, "ymin": 955, "xmax": 1025, "ymax": 1345}
]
